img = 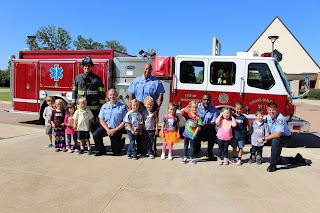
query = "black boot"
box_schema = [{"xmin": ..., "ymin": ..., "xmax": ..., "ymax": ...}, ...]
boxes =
[{"xmin": 267, "ymin": 164, "xmax": 277, "ymax": 172}]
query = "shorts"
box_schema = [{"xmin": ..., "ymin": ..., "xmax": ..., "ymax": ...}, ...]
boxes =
[
  {"xmin": 77, "ymin": 131, "xmax": 90, "ymax": 140},
  {"xmin": 45, "ymin": 125, "xmax": 52, "ymax": 135},
  {"xmin": 230, "ymin": 138, "xmax": 245, "ymax": 148}
]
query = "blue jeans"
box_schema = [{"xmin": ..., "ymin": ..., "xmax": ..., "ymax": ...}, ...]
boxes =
[
  {"xmin": 217, "ymin": 139, "xmax": 230, "ymax": 159},
  {"xmin": 183, "ymin": 137, "xmax": 195, "ymax": 159},
  {"xmin": 127, "ymin": 130, "xmax": 138, "ymax": 156}
]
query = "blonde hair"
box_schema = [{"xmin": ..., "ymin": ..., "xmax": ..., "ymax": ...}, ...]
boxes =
[
  {"xmin": 78, "ymin": 97, "xmax": 87, "ymax": 104},
  {"xmin": 46, "ymin": 96, "xmax": 53, "ymax": 102},
  {"xmin": 189, "ymin": 100, "xmax": 198, "ymax": 107},
  {"xmin": 221, "ymin": 107, "xmax": 232, "ymax": 115},
  {"xmin": 54, "ymin": 99, "xmax": 65, "ymax": 110},
  {"xmin": 130, "ymin": 99, "xmax": 140, "ymax": 108},
  {"xmin": 143, "ymin": 96, "xmax": 154, "ymax": 105}
]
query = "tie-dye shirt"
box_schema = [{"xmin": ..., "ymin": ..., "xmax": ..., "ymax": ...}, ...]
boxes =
[{"xmin": 182, "ymin": 112, "xmax": 202, "ymax": 139}]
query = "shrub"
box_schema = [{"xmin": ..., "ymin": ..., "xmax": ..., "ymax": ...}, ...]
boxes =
[{"xmin": 307, "ymin": 89, "xmax": 320, "ymax": 99}]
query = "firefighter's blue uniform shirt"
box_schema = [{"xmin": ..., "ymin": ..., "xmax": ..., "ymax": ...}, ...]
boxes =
[
  {"xmin": 197, "ymin": 103, "xmax": 218, "ymax": 124},
  {"xmin": 267, "ymin": 112, "xmax": 291, "ymax": 136},
  {"xmin": 128, "ymin": 74, "xmax": 165, "ymax": 103},
  {"xmin": 98, "ymin": 101, "xmax": 127, "ymax": 129}
]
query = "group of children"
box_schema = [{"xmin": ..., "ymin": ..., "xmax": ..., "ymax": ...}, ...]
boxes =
[
  {"xmin": 44, "ymin": 95, "xmax": 270, "ymax": 165},
  {"xmin": 43, "ymin": 96, "xmax": 93, "ymax": 155}
]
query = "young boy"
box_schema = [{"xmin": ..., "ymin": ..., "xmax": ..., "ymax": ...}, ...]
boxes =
[
  {"xmin": 248, "ymin": 109, "xmax": 270, "ymax": 164},
  {"xmin": 124, "ymin": 99, "xmax": 143, "ymax": 160},
  {"xmin": 231, "ymin": 102, "xmax": 248, "ymax": 166},
  {"xmin": 43, "ymin": 96, "xmax": 54, "ymax": 148},
  {"xmin": 141, "ymin": 96, "xmax": 158, "ymax": 159},
  {"xmin": 73, "ymin": 97, "xmax": 94, "ymax": 155}
]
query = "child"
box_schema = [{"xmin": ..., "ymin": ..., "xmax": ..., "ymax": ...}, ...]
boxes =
[
  {"xmin": 248, "ymin": 109, "xmax": 270, "ymax": 164},
  {"xmin": 64, "ymin": 103, "xmax": 78, "ymax": 153},
  {"xmin": 43, "ymin": 96, "xmax": 54, "ymax": 148},
  {"xmin": 73, "ymin": 97, "xmax": 94, "ymax": 155},
  {"xmin": 141, "ymin": 96, "xmax": 158, "ymax": 159},
  {"xmin": 160, "ymin": 103, "xmax": 180, "ymax": 160},
  {"xmin": 231, "ymin": 102, "xmax": 248, "ymax": 166},
  {"xmin": 124, "ymin": 99, "xmax": 143, "ymax": 160},
  {"xmin": 180, "ymin": 101, "xmax": 202, "ymax": 164},
  {"xmin": 50, "ymin": 99, "xmax": 66, "ymax": 152},
  {"xmin": 215, "ymin": 107, "xmax": 237, "ymax": 165}
]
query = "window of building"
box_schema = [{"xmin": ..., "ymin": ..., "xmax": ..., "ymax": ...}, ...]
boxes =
[
  {"xmin": 247, "ymin": 63, "xmax": 275, "ymax": 90},
  {"xmin": 179, "ymin": 61, "xmax": 204, "ymax": 84},
  {"xmin": 210, "ymin": 62, "xmax": 236, "ymax": 85}
]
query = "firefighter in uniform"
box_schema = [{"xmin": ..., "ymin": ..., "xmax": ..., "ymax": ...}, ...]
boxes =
[
  {"xmin": 72, "ymin": 56, "xmax": 105, "ymax": 133},
  {"xmin": 194, "ymin": 93, "xmax": 218, "ymax": 160},
  {"xmin": 258, "ymin": 102, "xmax": 312, "ymax": 172}
]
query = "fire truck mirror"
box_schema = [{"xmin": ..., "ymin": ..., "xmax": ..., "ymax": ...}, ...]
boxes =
[
  {"xmin": 178, "ymin": 102, "xmax": 182, "ymax": 110},
  {"xmin": 245, "ymin": 106, "xmax": 250, "ymax": 115}
]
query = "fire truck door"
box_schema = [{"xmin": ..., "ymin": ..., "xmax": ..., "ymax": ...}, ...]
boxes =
[
  {"xmin": 13, "ymin": 61, "xmax": 38, "ymax": 112},
  {"xmin": 174, "ymin": 57, "xmax": 209, "ymax": 107},
  {"xmin": 206, "ymin": 58, "xmax": 244, "ymax": 108}
]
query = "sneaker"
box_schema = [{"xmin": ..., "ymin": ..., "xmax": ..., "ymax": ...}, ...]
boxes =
[
  {"xmin": 55, "ymin": 148, "xmax": 60, "ymax": 152},
  {"xmin": 181, "ymin": 158, "xmax": 188, "ymax": 164},
  {"xmin": 127, "ymin": 154, "xmax": 132, "ymax": 159},
  {"xmin": 191, "ymin": 158, "xmax": 197, "ymax": 164},
  {"xmin": 168, "ymin": 154, "xmax": 173, "ymax": 161},
  {"xmin": 230, "ymin": 158, "xmax": 237, "ymax": 164},
  {"xmin": 149, "ymin": 154, "xmax": 155, "ymax": 159},
  {"xmin": 256, "ymin": 155, "xmax": 262, "ymax": 165},
  {"xmin": 78, "ymin": 149, "xmax": 84, "ymax": 155},
  {"xmin": 161, "ymin": 152, "xmax": 165, "ymax": 160},
  {"xmin": 62, "ymin": 148, "xmax": 67, "ymax": 152},
  {"xmin": 132, "ymin": 155, "xmax": 138, "ymax": 160},
  {"xmin": 248, "ymin": 158, "xmax": 256, "ymax": 164},
  {"xmin": 68, "ymin": 148, "xmax": 73, "ymax": 153},
  {"xmin": 236, "ymin": 159, "xmax": 242, "ymax": 166},
  {"xmin": 217, "ymin": 158, "xmax": 223, "ymax": 165},
  {"xmin": 46, "ymin": 143, "xmax": 53, "ymax": 148},
  {"xmin": 223, "ymin": 158, "xmax": 229, "ymax": 165},
  {"xmin": 87, "ymin": 150, "xmax": 93, "ymax": 155},
  {"xmin": 75, "ymin": 149, "xmax": 79, "ymax": 153},
  {"xmin": 267, "ymin": 164, "xmax": 277, "ymax": 172}
]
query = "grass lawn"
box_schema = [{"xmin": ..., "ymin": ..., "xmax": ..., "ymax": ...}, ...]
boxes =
[
  {"xmin": 0, "ymin": 87, "xmax": 10, "ymax": 90},
  {"xmin": 0, "ymin": 92, "xmax": 11, "ymax": 101}
]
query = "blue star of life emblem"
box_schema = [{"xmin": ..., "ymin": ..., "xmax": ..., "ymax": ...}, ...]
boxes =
[{"xmin": 50, "ymin": 65, "xmax": 63, "ymax": 81}]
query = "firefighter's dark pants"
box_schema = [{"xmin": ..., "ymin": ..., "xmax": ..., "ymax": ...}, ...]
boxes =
[
  {"xmin": 270, "ymin": 136, "xmax": 294, "ymax": 165},
  {"xmin": 194, "ymin": 128, "xmax": 217, "ymax": 156},
  {"xmin": 93, "ymin": 127, "xmax": 125, "ymax": 155}
]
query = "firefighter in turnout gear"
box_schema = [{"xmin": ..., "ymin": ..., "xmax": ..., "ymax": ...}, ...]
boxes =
[{"xmin": 72, "ymin": 56, "xmax": 105, "ymax": 133}]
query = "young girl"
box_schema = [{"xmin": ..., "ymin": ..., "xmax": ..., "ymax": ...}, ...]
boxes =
[
  {"xmin": 124, "ymin": 99, "xmax": 143, "ymax": 160},
  {"xmin": 160, "ymin": 103, "xmax": 180, "ymax": 160},
  {"xmin": 180, "ymin": 101, "xmax": 202, "ymax": 164},
  {"xmin": 50, "ymin": 99, "xmax": 66, "ymax": 152},
  {"xmin": 215, "ymin": 107, "xmax": 237, "ymax": 165},
  {"xmin": 64, "ymin": 103, "xmax": 78, "ymax": 153}
]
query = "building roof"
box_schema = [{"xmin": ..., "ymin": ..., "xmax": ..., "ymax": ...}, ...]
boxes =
[{"xmin": 248, "ymin": 16, "xmax": 320, "ymax": 72}]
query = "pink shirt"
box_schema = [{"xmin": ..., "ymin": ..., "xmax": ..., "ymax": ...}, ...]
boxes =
[
  {"xmin": 64, "ymin": 114, "xmax": 76, "ymax": 134},
  {"xmin": 216, "ymin": 118, "xmax": 233, "ymax": 140}
]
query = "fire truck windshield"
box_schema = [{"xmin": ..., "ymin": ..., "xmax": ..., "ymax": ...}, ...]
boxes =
[{"xmin": 275, "ymin": 61, "xmax": 291, "ymax": 95}]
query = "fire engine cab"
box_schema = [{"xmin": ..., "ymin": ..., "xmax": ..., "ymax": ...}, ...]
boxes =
[{"xmin": 11, "ymin": 48, "xmax": 310, "ymax": 134}]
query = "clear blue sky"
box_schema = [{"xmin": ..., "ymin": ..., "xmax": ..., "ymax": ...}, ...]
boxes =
[{"xmin": 1, "ymin": 0, "xmax": 319, "ymax": 70}]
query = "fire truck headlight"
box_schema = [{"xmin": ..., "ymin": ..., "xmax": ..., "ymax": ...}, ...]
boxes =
[{"xmin": 66, "ymin": 92, "xmax": 72, "ymax": 101}]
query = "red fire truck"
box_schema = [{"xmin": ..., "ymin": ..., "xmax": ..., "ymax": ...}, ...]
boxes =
[{"xmin": 11, "ymin": 49, "xmax": 310, "ymax": 134}]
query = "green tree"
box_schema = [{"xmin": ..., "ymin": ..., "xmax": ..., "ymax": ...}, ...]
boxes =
[
  {"xmin": 0, "ymin": 66, "xmax": 10, "ymax": 87},
  {"xmin": 26, "ymin": 25, "xmax": 72, "ymax": 50},
  {"xmin": 73, "ymin": 35, "xmax": 105, "ymax": 50},
  {"xmin": 105, "ymin": 40, "xmax": 127, "ymax": 52},
  {"xmin": 196, "ymin": 69, "xmax": 204, "ymax": 83}
]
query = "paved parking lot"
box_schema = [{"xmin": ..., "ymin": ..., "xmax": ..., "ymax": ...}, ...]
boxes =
[{"xmin": 0, "ymin": 99, "xmax": 319, "ymax": 213}]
